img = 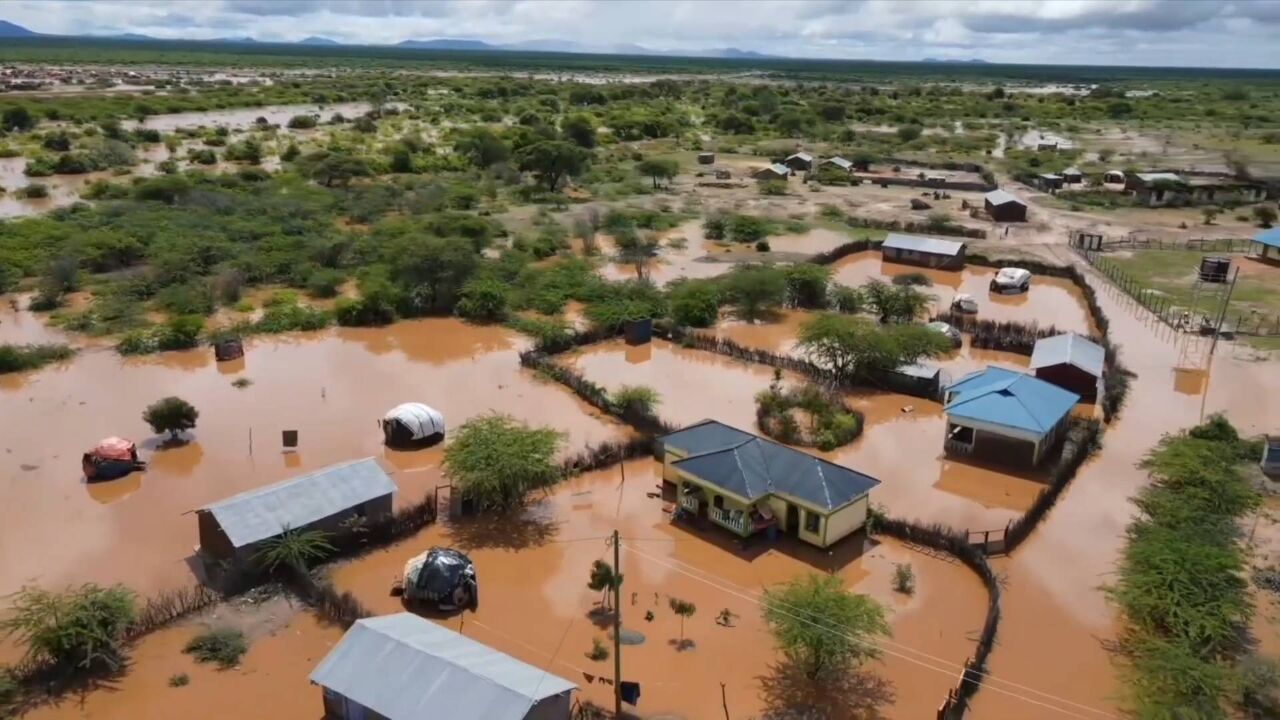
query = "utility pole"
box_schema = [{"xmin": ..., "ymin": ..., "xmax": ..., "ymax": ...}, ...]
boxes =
[{"xmin": 612, "ymin": 528, "xmax": 622, "ymax": 718}]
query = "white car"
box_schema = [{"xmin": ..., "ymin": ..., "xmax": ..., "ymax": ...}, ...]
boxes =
[
  {"xmin": 926, "ymin": 321, "xmax": 962, "ymax": 347},
  {"xmin": 951, "ymin": 293, "xmax": 979, "ymax": 314},
  {"xmin": 990, "ymin": 267, "xmax": 1032, "ymax": 294}
]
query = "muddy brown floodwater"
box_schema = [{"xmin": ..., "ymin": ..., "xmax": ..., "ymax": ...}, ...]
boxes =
[
  {"xmin": 832, "ymin": 252, "xmax": 1097, "ymax": 336},
  {"xmin": 0, "ymin": 316, "xmax": 628, "ymax": 607},
  {"xmin": 566, "ymin": 338, "xmax": 1042, "ymax": 531}
]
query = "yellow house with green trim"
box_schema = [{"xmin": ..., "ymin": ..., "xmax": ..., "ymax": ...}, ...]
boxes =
[{"xmin": 659, "ymin": 420, "xmax": 881, "ymax": 549}]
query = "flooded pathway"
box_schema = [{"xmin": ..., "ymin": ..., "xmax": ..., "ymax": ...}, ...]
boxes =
[{"xmin": 0, "ymin": 315, "xmax": 627, "ymax": 600}]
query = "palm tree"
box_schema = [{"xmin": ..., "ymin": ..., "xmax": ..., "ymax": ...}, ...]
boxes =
[
  {"xmin": 669, "ymin": 597, "xmax": 697, "ymax": 646},
  {"xmin": 255, "ymin": 527, "xmax": 335, "ymax": 576},
  {"xmin": 587, "ymin": 560, "xmax": 622, "ymax": 611}
]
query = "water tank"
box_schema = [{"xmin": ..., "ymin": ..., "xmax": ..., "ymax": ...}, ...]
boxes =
[{"xmin": 1199, "ymin": 256, "xmax": 1231, "ymax": 283}]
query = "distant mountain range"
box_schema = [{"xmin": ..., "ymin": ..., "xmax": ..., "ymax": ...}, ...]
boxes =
[{"xmin": 0, "ymin": 19, "xmax": 784, "ymax": 59}]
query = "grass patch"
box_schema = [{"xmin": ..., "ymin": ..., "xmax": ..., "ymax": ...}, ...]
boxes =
[{"xmin": 182, "ymin": 628, "xmax": 247, "ymax": 669}]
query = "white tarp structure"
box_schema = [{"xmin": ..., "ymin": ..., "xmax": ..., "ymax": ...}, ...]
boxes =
[{"xmin": 382, "ymin": 403, "xmax": 446, "ymax": 441}]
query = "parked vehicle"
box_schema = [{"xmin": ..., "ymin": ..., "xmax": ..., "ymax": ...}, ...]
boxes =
[
  {"xmin": 990, "ymin": 267, "xmax": 1032, "ymax": 294},
  {"xmin": 926, "ymin": 321, "xmax": 962, "ymax": 347},
  {"xmin": 951, "ymin": 293, "xmax": 979, "ymax": 314}
]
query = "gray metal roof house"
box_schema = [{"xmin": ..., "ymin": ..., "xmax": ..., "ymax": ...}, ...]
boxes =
[
  {"xmin": 196, "ymin": 458, "xmax": 396, "ymax": 562},
  {"xmin": 1030, "ymin": 333, "xmax": 1105, "ymax": 402},
  {"xmin": 754, "ymin": 163, "xmax": 791, "ymax": 181},
  {"xmin": 784, "ymin": 152, "xmax": 814, "ymax": 171},
  {"xmin": 984, "ymin": 189, "xmax": 1027, "ymax": 222},
  {"xmin": 311, "ymin": 613, "xmax": 575, "ymax": 720},
  {"xmin": 880, "ymin": 232, "xmax": 967, "ymax": 270},
  {"xmin": 658, "ymin": 420, "xmax": 880, "ymax": 548}
]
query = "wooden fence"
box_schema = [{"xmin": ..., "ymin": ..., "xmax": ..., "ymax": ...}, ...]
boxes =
[{"xmin": 1071, "ymin": 231, "xmax": 1255, "ymax": 254}]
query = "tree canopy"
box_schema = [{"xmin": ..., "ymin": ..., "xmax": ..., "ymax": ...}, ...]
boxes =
[
  {"xmin": 443, "ymin": 413, "xmax": 565, "ymax": 511},
  {"xmin": 763, "ymin": 573, "xmax": 890, "ymax": 680},
  {"xmin": 796, "ymin": 313, "xmax": 950, "ymax": 381},
  {"xmin": 516, "ymin": 140, "xmax": 590, "ymax": 192}
]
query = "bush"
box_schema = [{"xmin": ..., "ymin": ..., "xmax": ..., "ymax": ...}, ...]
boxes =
[
  {"xmin": 755, "ymin": 240, "xmax": 771, "ymax": 251},
  {"xmin": 891, "ymin": 272, "xmax": 931, "ymax": 287},
  {"xmin": 0, "ymin": 343, "xmax": 75, "ymax": 374},
  {"xmin": 17, "ymin": 183, "xmax": 49, "ymax": 199},
  {"xmin": 611, "ymin": 385, "xmax": 660, "ymax": 415},
  {"xmin": 305, "ymin": 268, "xmax": 345, "ymax": 299},
  {"xmin": 722, "ymin": 264, "xmax": 787, "ymax": 321},
  {"xmin": 759, "ymin": 179, "xmax": 788, "ymax": 195},
  {"xmin": 183, "ymin": 628, "xmax": 247, "ymax": 669},
  {"xmin": 456, "ymin": 276, "xmax": 510, "ymax": 322},
  {"xmin": 443, "ymin": 413, "xmax": 565, "ymax": 511},
  {"xmin": 286, "ymin": 114, "xmax": 318, "ymax": 130},
  {"xmin": 668, "ymin": 280, "xmax": 721, "ymax": 328},
  {"xmin": 142, "ymin": 396, "xmax": 199, "ymax": 439},
  {"xmin": 168, "ymin": 673, "xmax": 190, "ymax": 688},
  {"xmin": 892, "ymin": 563, "xmax": 915, "ymax": 595},
  {"xmin": 763, "ymin": 574, "xmax": 889, "ymax": 680},
  {"xmin": 0, "ymin": 584, "xmax": 137, "ymax": 671},
  {"xmin": 755, "ymin": 377, "xmax": 863, "ymax": 450}
]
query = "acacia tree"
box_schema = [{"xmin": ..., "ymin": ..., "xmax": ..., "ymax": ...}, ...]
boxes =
[
  {"xmin": 516, "ymin": 140, "xmax": 589, "ymax": 193},
  {"xmin": 0, "ymin": 584, "xmax": 137, "ymax": 672},
  {"xmin": 636, "ymin": 158, "xmax": 679, "ymax": 189},
  {"xmin": 722, "ymin": 265, "xmax": 787, "ymax": 322},
  {"xmin": 143, "ymin": 396, "xmax": 199, "ymax": 439},
  {"xmin": 443, "ymin": 413, "xmax": 565, "ymax": 511},
  {"xmin": 1254, "ymin": 204, "xmax": 1278, "ymax": 228},
  {"xmin": 796, "ymin": 313, "xmax": 950, "ymax": 382},
  {"xmin": 861, "ymin": 280, "xmax": 931, "ymax": 323},
  {"xmin": 763, "ymin": 574, "xmax": 890, "ymax": 680}
]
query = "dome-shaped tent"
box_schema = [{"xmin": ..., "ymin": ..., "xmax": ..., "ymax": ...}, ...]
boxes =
[
  {"xmin": 380, "ymin": 403, "xmax": 446, "ymax": 448},
  {"xmin": 83, "ymin": 437, "xmax": 146, "ymax": 481},
  {"xmin": 402, "ymin": 547, "xmax": 477, "ymax": 610}
]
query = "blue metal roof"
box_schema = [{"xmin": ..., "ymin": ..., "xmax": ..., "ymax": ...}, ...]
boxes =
[
  {"xmin": 944, "ymin": 367, "xmax": 1079, "ymax": 437},
  {"xmin": 662, "ymin": 420, "xmax": 880, "ymax": 510},
  {"xmin": 882, "ymin": 232, "xmax": 965, "ymax": 257},
  {"xmin": 1255, "ymin": 228, "xmax": 1280, "ymax": 250},
  {"xmin": 1029, "ymin": 333, "xmax": 1105, "ymax": 377}
]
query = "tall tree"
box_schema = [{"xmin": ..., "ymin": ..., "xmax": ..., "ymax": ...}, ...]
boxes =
[
  {"xmin": 561, "ymin": 113, "xmax": 597, "ymax": 149},
  {"xmin": 516, "ymin": 140, "xmax": 590, "ymax": 193},
  {"xmin": 636, "ymin": 158, "xmax": 679, "ymax": 189},
  {"xmin": 796, "ymin": 313, "xmax": 950, "ymax": 382},
  {"xmin": 763, "ymin": 573, "xmax": 890, "ymax": 680},
  {"xmin": 722, "ymin": 265, "xmax": 787, "ymax": 322},
  {"xmin": 443, "ymin": 414, "xmax": 565, "ymax": 511}
]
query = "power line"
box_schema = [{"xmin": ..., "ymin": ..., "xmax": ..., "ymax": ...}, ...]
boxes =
[{"xmin": 623, "ymin": 543, "xmax": 1118, "ymax": 720}]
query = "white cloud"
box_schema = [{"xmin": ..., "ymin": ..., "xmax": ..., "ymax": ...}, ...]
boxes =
[{"xmin": 0, "ymin": 0, "xmax": 1277, "ymax": 67}]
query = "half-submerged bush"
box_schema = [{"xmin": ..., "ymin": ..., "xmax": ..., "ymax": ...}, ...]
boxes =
[
  {"xmin": 0, "ymin": 584, "xmax": 137, "ymax": 672},
  {"xmin": 0, "ymin": 343, "xmax": 75, "ymax": 373},
  {"xmin": 183, "ymin": 628, "xmax": 248, "ymax": 669},
  {"xmin": 755, "ymin": 372, "xmax": 863, "ymax": 450}
]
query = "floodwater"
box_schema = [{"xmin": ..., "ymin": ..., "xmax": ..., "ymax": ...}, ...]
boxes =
[
  {"xmin": 832, "ymin": 252, "xmax": 1097, "ymax": 336},
  {"xmin": 327, "ymin": 459, "xmax": 990, "ymax": 719},
  {"xmin": 0, "ymin": 315, "xmax": 628, "ymax": 601},
  {"xmin": 967, "ymin": 260, "xmax": 1280, "ymax": 718},
  {"xmin": 597, "ymin": 220, "xmax": 858, "ymax": 286},
  {"xmin": 566, "ymin": 338, "xmax": 1042, "ymax": 530},
  {"xmin": 0, "ymin": 157, "xmax": 117, "ymax": 218},
  {"xmin": 126, "ymin": 102, "xmax": 384, "ymax": 132}
]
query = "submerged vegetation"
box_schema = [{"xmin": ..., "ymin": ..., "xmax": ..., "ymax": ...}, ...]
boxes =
[
  {"xmin": 1109, "ymin": 415, "xmax": 1269, "ymax": 719},
  {"xmin": 0, "ymin": 343, "xmax": 75, "ymax": 373},
  {"xmin": 755, "ymin": 370, "xmax": 863, "ymax": 450},
  {"xmin": 443, "ymin": 413, "xmax": 566, "ymax": 511}
]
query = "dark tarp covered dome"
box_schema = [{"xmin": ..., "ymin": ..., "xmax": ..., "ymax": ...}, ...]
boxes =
[{"xmin": 403, "ymin": 547, "xmax": 477, "ymax": 610}]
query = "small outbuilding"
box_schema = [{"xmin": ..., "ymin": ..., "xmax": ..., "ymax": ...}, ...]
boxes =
[
  {"xmin": 1036, "ymin": 173, "xmax": 1064, "ymax": 191},
  {"xmin": 213, "ymin": 337, "xmax": 244, "ymax": 362},
  {"xmin": 753, "ymin": 163, "xmax": 790, "ymax": 181},
  {"xmin": 822, "ymin": 156, "xmax": 853, "ymax": 172},
  {"xmin": 943, "ymin": 367, "xmax": 1080, "ymax": 466},
  {"xmin": 984, "ymin": 189, "xmax": 1028, "ymax": 222},
  {"xmin": 380, "ymin": 402, "xmax": 446, "ymax": 448},
  {"xmin": 196, "ymin": 457, "xmax": 396, "ymax": 563},
  {"xmin": 697, "ymin": 152, "xmax": 715, "ymax": 165},
  {"xmin": 784, "ymin": 152, "xmax": 813, "ymax": 172},
  {"xmin": 880, "ymin": 232, "xmax": 967, "ymax": 270},
  {"xmin": 311, "ymin": 613, "xmax": 575, "ymax": 720},
  {"xmin": 1061, "ymin": 166, "xmax": 1083, "ymax": 184},
  {"xmin": 1250, "ymin": 227, "xmax": 1280, "ymax": 263},
  {"xmin": 1029, "ymin": 333, "xmax": 1104, "ymax": 402},
  {"xmin": 659, "ymin": 420, "xmax": 880, "ymax": 548}
]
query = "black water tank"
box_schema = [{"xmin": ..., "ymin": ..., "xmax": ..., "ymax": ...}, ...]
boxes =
[{"xmin": 1199, "ymin": 256, "xmax": 1231, "ymax": 283}]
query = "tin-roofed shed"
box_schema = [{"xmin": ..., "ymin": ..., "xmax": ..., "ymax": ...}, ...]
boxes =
[
  {"xmin": 984, "ymin": 190, "xmax": 1027, "ymax": 222},
  {"xmin": 197, "ymin": 457, "xmax": 396, "ymax": 563},
  {"xmin": 1030, "ymin": 333, "xmax": 1104, "ymax": 401},
  {"xmin": 784, "ymin": 152, "xmax": 813, "ymax": 172},
  {"xmin": 311, "ymin": 613, "xmax": 575, "ymax": 720},
  {"xmin": 881, "ymin": 232, "xmax": 967, "ymax": 270}
]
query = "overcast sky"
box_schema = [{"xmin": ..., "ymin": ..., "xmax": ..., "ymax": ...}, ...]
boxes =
[{"xmin": 3, "ymin": 0, "xmax": 1280, "ymax": 68}]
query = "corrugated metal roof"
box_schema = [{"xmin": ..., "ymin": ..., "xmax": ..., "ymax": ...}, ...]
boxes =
[
  {"xmin": 311, "ymin": 613, "xmax": 575, "ymax": 720},
  {"xmin": 1255, "ymin": 228, "xmax": 1280, "ymax": 250},
  {"xmin": 663, "ymin": 420, "xmax": 880, "ymax": 510},
  {"xmin": 824, "ymin": 156, "xmax": 853, "ymax": 170},
  {"xmin": 894, "ymin": 362, "xmax": 942, "ymax": 380},
  {"xmin": 1135, "ymin": 172, "xmax": 1184, "ymax": 184},
  {"xmin": 1029, "ymin": 333, "xmax": 1104, "ymax": 377},
  {"xmin": 882, "ymin": 232, "xmax": 965, "ymax": 257},
  {"xmin": 944, "ymin": 367, "xmax": 1079, "ymax": 436},
  {"xmin": 200, "ymin": 458, "xmax": 396, "ymax": 549},
  {"xmin": 787, "ymin": 152, "xmax": 813, "ymax": 162},
  {"xmin": 984, "ymin": 189, "xmax": 1024, "ymax": 207},
  {"xmin": 1062, "ymin": 166, "xmax": 1082, "ymax": 175}
]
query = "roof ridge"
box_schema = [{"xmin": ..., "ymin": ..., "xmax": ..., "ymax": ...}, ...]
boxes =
[{"xmin": 200, "ymin": 456, "xmax": 381, "ymax": 510}]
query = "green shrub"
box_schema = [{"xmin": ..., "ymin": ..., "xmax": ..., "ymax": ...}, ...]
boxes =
[
  {"xmin": 286, "ymin": 114, "xmax": 318, "ymax": 130},
  {"xmin": 610, "ymin": 385, "xmax": 660, "ymax": 415},
  {"xmin": 668, "ymin": 280, "xmax": 721, "ymax": 327},
  {"xmin": 168, "ymin": 673, "xmax": 190, "ymax": 688},
  {"xmin": 142, "ymin": 396, "xmax": 199, "ymax": 439},
  {"xmin": 892, "ymin": 563, "xmax": 915, "ymax": 595},
  {"xmin": 305, "ymin": 268, "xmax": 345, "ymax": 299},
  {"xmin": 183, "ymin": 628, "xmax": 247, "ymax": 669},
  {"xmin": 0, "ymin": 584, "xmax": 137, "ymax": 671},
  {"xmin": 456, "ymin": 276, "xmax": 509, "ymax": 322},
  {"xmin": 0, "ymin": 343, "xmax": 75, "ymax": 374},
  {"xmin": 891, "ymin": 272, "xmax": 931, "ymax": 287}
]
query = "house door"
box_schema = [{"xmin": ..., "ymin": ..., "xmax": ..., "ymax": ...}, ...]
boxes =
[{"xmin": 785, "ymin": 504, "xmax": 799, "ymax": 536}]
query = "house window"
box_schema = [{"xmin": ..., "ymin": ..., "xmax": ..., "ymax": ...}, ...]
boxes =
[
  {"xmin": 804, "ymin": 511, "xmax": 821, "ymax": 534},
  {"xmin": 713, "ymin": 495, "xmax": 725, "ymax": 510}
]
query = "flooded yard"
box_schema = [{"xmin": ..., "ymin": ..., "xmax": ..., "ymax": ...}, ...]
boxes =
[
  {"xmin": 0, "ymin": 316, "xmax": 627, "ymax": 600},
  {"xmin": 832, "ymin": 251, "xmax": 1097, "ymax": 336}
]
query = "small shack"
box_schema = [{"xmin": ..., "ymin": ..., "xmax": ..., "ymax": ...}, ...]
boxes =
[
  {"xmin": 1062, "ymin": 166, "xmax": 1083, "ymax": 184},
  {"xmin": 714, "ymin": 168, "xmax": 732, "ymax": 180},
  {"xmin": 380, "ymin": 403, "xmax": 445, "ymax": 448},
  {"xmin": 196, "ymin": 458, "xmax": 396, "ymax": 563},
  {"xmin": 984, "ymin": 189, "xmax": 1028, "ymax": 222},
  {"xmin": 880, "ymin": 232, "xmax": 967, "ymax": 270},
  {"xmin": 1125, "ymin": 172, "xmax": 1187, "ymax": 207},
  {"xmin": 1252, "ymin": 227, "xmax": 1280, "ymax": 262},
  {"xmin": 753, "ymin": 163, "xmax": 790, "ymax": 182},
  {"xmin": 659, "ymin": 420, "xmax": 880, "ymax": 548},
  {"xmin": 943, "ymin": 367, "xmax": 1079, "ymax": 466},
  {"xmin": 1029, "ymin": 333, "xmax": 1104, "ymax": 402},
  {"xmin": 213, "ymin": 337, "xmax": 244, "ymax": 362},
  {"xmin": 311, "ymin": 613, "xmax": 575, "ymax": 720},
  {"xmin": 822, "ymin": 156, "xmax": 853, "ymax": 172},
  {"xmin": 784, "ymin": 152, "xmax": 813, "ymax": 173},
  {"xmin": 1036, "ymin": 173, "xmax": 1064, "ymax": 191},
  {"xmin": 697, "ymin": 152, "xmax": 715, "ymax": 165}
]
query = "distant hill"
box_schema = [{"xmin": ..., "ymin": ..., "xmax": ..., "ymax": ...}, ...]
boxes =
[
  {"xmin": 717, "ymin": 47, "xmax": 773, "ymax": 59},
  {"xmin": 299, "ymin": 36, "xmax": 339, "ymax": 45},
  {"xmin": 0, "ymin": 19, "xmax": 37, "ymax": 37},
  {"xmin": 923, "ymin": 57, "xmax": 990, "ymax": 64},
  {"xmin": 110, "ymin": 32, "xmax": 156, "ymax": 41},
  {"xmin": 397, "ymin": 38, "xmax": 495, "ymax": 51}
]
